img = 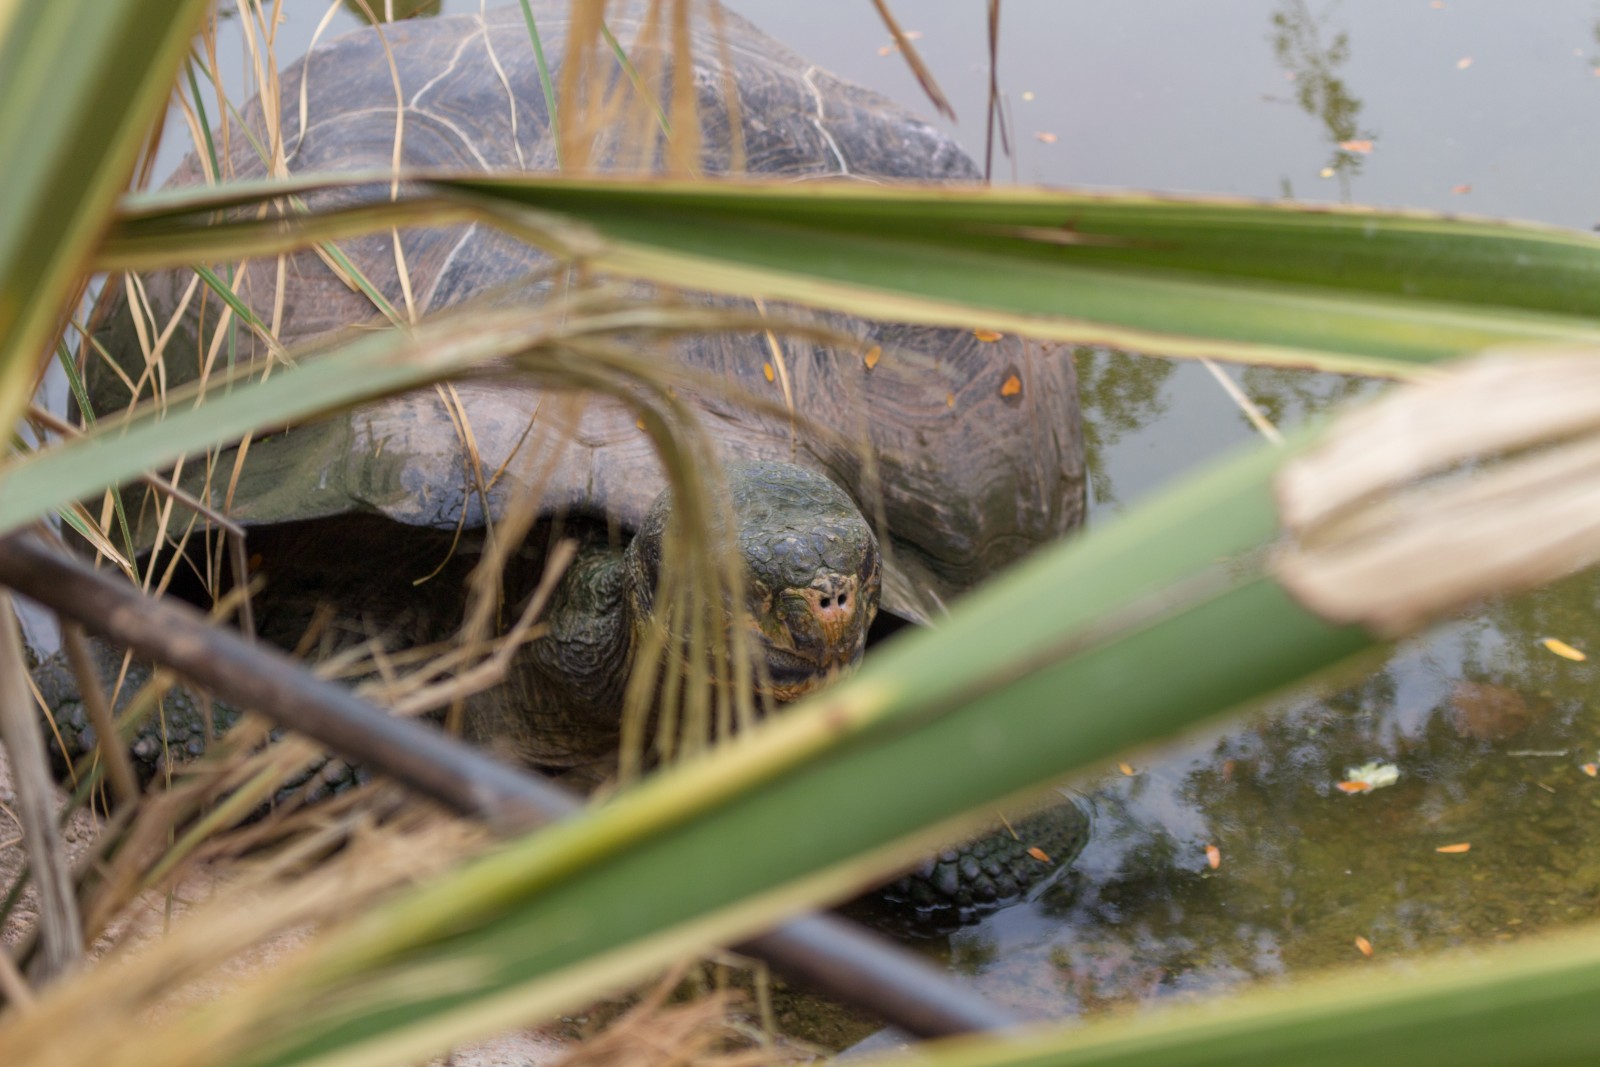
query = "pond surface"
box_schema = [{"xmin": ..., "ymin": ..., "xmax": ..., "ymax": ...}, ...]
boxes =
[
  {"xmin": 729, "ymin": 0, "xmax": 1600, "ymax": 1036},
  {"xmin": 182, "ymin": 0, "xmax": 1600, "ymax": 1044}
]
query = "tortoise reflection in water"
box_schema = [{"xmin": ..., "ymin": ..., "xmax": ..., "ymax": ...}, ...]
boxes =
[{"xmin": 71, "ymin": 2, "xmax": 1088, "ymax": 923}]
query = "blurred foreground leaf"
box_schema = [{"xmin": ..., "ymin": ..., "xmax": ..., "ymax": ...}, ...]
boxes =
[{"xmin": 105, "ymin": 173, "xmax": 1600, "ymax": 377}]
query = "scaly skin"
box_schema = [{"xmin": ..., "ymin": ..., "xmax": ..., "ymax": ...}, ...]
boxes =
[
  {"xmin": 32, "ymin": 461, "xmax": 1086, "ymax": 925},
  {"xmin": 466, "ymin": 460, "xmax": 881, "ymax": 773}
]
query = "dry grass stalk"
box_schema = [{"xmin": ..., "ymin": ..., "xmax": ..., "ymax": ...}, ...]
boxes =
[
  {"xmin": 0, "ymin": 593, "xmax": 83, "ymax": 983},
  {"xmin": 553, "ymin": 967, "xmax": 801, "ymax": 1067}
]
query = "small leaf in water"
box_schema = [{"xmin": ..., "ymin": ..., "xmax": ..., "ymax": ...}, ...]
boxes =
[
  {"xmin": 1340, "ymin": 760, "xmax": 1400, "ymax": 793},
  {"xmin": 1338, "ymin": 140, "xmax": 1373, "ymax": 154},
  {"xmin": 973, "ymin": 329, "xmax": 1004, "ymax": 342},
  {"xmin": 1022, "ymin": 90, "xmax": 1036, "ymax": 101},
  {"xmin": 1205, "ymin": 844, "xmax": 1221, "ymax": 869},
  {"xmin": 1436, "ymin": 842, "xmax": 1472, "ymax": 854},
  {"xmin": 1583, "ymin": 763, "xmax": 1598, "ymax": 777},
  {"xmin": 1456, "ymin": 55, "xmax": 1474, "ymax": 69},
  {"xmin": 1541, "ymin": 637, "xmax": 1587, "ymax": 662},
  {"xmin": 762, "ymin": 362, "xmax": 775, "ymax": 383},
  {"xmin": 1451, "ymin": 184, "xmax": 1473, "ymax": 194},
  {"xmin": 1354, "ymin": 936, "xmax": 1374, "ymax": 957},
  {"xmin": 1118, "ymin": 761, "xmax": 1135, "ymax": 776},
  {"xmin": 1028, "ymin": 846, "xmax": 1052, "ymax": 863},
  {"xmin": 1000, "ymin": 374, "xmax": 1022, "ymax": 398},
  {"xmin": 863, "ymin": 345, "xmax": 881, "ymax": 370},
  {"xmin": 1035, "ymin": 132, "xmax": 1058, "ymax": 144}
]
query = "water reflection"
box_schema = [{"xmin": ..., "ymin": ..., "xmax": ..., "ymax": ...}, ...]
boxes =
[
  {"xmin": 1267, "ymin": 0, "xmax": 1374, "ymax": 199},
  {"xmin": 1071, "ymin": 347, "xmax": 1177, "ymax": 509},
  {"xmin": 930, "ymin": 567, "xmax": 1600, "ymax": 1021}
]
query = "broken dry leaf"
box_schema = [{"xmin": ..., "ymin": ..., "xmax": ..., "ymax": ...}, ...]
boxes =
[
  {"xmin": 1355, "ymin": 935, "xmax": 1374, "ymax": 957},
  {"xmin": 863, "ymin": 345, "xmax": 881, "ymax": 370},
  {"xmin": 1118, "ymin": 762, "xmax": 1135, "ymax": 776},
  {"xmin": 1027, "ymin": 846, "xmax": 1052, "ymax": 863},
  {"xmin": 1456, "ymin": 56, "xmax": 1473, "ymax": 69},
  {"xmin": 1341, "ymin": 760, "xmax": 1400, "ymax": 793},
  {"xmin": 1205, "ymin": 844, "xmax": 1222, "ymax": 870},
  {"xmin": 1338, "ymin": 139, "xmax": 1373, "ymax": 154},
  {"xmin": 973, "ymin": 329, "xmax": 1003, "ymax": 342},
  {"xmin": 1035, "ymin": 131, "xmax": 1058, "ymax": 143},
  {"xmin": 1000, "ymin": 374, "xmax": 1022, "ymax": 398},
  {"xmin": 1541, "ymin": 637, "xmax": 1587, "ymax": 662},
  {"xmin": 1436, "ymin": 842, "xmax": 1472, "ymax": 854}
]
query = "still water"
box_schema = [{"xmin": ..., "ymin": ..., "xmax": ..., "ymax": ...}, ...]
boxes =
[
  {"xmin": 735, "ymin": 0, "xmax": 1600, "ymax": 1032},
  {"xmin": 191, "ymin": 0, "xmax": 1600, "ymax": 1039}
]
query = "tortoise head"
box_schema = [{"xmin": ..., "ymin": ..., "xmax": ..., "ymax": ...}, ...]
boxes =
[{"xmin": 625, "ymin": 460, "xmax": 881, "ymax": 703}]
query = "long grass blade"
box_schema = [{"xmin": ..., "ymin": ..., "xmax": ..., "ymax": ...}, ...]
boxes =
[
  {"xmin": 0, "ymin": 0, "xmax": 210, "ymax": 440},
  {"xmin": 101, "ymin": 174, "xmax": 1600, "ymax": 376}
]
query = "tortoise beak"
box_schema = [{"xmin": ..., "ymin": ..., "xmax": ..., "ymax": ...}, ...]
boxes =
[
  {"xmin": 798, "ymin": 573, "xmax": 865, "ymax": 668},
  {"xmin": 754, "ymin": 572, "xmax": 874, "ymax": 700}
]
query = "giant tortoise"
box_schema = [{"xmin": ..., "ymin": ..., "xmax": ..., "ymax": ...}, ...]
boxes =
[{"xmin": 71, "ymin": 1, "xmax": 1088, "ymax": 920}]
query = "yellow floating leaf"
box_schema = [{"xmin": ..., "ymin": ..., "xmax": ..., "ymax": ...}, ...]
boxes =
[
  {"xmin": 1435, "ymin": 842, "xmax": 1472, "ymax": 854},
  {"xmin": 1583, "ymin": 763, "xmax": 1598, "ymax": 777},
  {"xmin": 945, "ymin": 392, "xmax": 955, "ymax": 408},
  {"xmin": 1338, "ymin": 139, "xmax": 1373, "ymax": 154},
  {"xmin": 762, "ymin": 362, "xmax": 775, "ymax": 383},
  {"xmin": 1027, "ymin": 846, "xmax": 1052, "ymax": 863},
  {"xmin": 1456, "ymin": 55, "xmax": 1473, "ymax": 69},
  {"xmin": 1336, "ymin": 780, "xmax": 1372, "ymax": 794},
  {"xmin": 1319, "ymin": 167, "xmax": 1335, "ymax": 178},
  {"xmin": 635, "ymin": 417, "xmax": 646, "ymax": 431},
  {"xmin": 1205, "ymin": 844, "xmax": 1221, "ymax": 870},
  {"xmin": 973, "ymin": 329, "xmax": 1004, "ymax": 342},
  {"xmin": 863, "ymin": 344, "xmax": 881, "ymax": 370},
  {"xmin": 1000, "ymin": 374, "xmax": 1022, "ymax": 398},
  {"xmin": 1355, "ymin": 935, "xmax": 1374, "ymax": 957},
  {"xmin": 1022, "ymin": 90, "xmax": 1036, "ymax": 101},
  {"xmin": 1035, "ymin": 131, "xmax": 1058, "ymax": 144},
  {"xmin": 1541, "ymin": 637, "xmax": 1587, "ymax": 662},
  {"xmin": 1118, "ymin": 761, "xmax": 1135, "ymax": 776}
]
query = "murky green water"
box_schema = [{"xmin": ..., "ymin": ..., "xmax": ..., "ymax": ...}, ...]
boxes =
[
  {"xmin": 181, "ymin": 0, "xmax": 1600, "ymax": 1039},
  {"xmin": 729, "ymin": 0, "xmax": 1600, "ymax": 1031}
]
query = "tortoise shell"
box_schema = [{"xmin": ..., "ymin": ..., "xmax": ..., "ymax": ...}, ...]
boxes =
[{"xmin": 90, "ymin": 2, "xmax": 1086, "ymax": 623}]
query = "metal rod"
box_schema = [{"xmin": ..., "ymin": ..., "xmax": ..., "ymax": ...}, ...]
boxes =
[{"xmin": 0, "ymin": 532, "xmax": 1016, "ymax": 1037}]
